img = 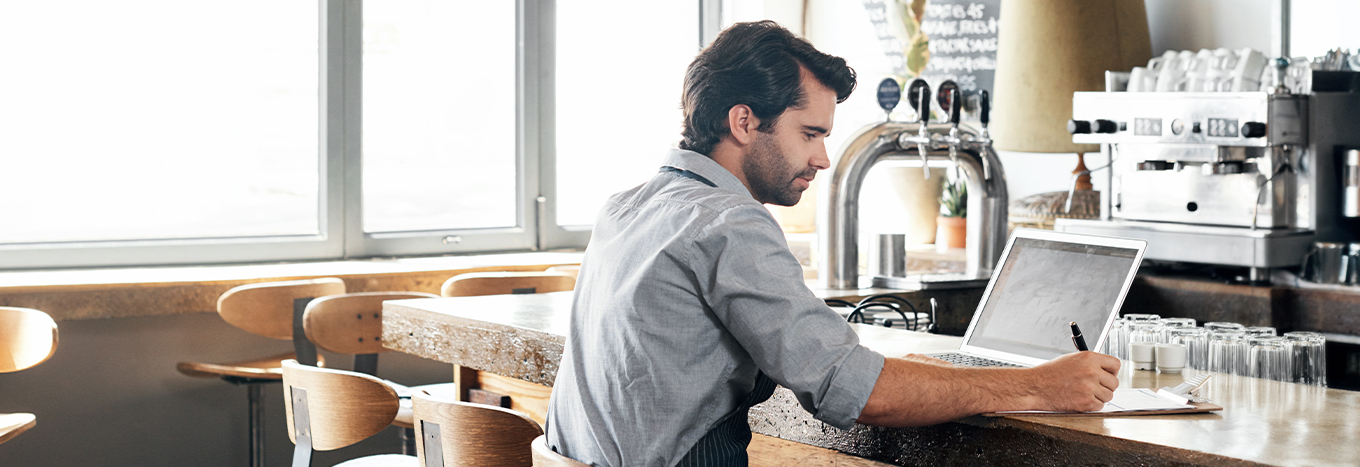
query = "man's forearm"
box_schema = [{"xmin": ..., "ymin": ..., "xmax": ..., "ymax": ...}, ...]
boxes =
[
  {"xmin": 855, "ymin": 352, "xmax": 1119, "ymax": 427},
  {"xmin": 855, "ymin": 357, "xmax": 1039, "ymax": 427}
]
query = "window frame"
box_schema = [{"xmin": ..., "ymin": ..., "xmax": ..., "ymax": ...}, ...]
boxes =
[
  {"xmin": 343, "ymin": 0, "xmax": 542, "ymax": 257},
  {"xmin": 0, "ymin": 0, "xmax": 552, "ymax": 270},
  {"xmin": 0, "ymin": 0, "xmax": 710, "ymax": 270}
]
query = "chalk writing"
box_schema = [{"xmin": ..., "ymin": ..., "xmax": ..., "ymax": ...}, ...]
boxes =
[
  {"xmin": 920, "ymin": 0, "xmax": 999, "ymax": 95},
  {"xmin": 861, "ymin": 0, "xmax": 908, "ymax": 76}
]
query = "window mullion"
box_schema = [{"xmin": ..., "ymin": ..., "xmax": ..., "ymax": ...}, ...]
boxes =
[{"xmin": 332, "ymin": 0, "xmax": 362, "ymax": 258}]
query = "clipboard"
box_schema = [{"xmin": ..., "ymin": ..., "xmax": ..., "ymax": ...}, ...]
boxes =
[
  {"xmin": 981, "ymin": 387, "xmax": 1224, "ymax": 417},
  {"xmin": 983, "ymin": 401, "xmax": 1222, "ymax": 417}
]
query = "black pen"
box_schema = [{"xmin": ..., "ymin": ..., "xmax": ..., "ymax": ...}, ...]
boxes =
[{"xmin": 1070, "ymin": 321, "xmax": 1088, "ymax": 351}]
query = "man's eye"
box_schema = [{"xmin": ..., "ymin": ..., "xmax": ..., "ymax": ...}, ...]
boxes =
[{"xmin": 805, "ymin": 133, "xmax": 816, "ymax": 140}]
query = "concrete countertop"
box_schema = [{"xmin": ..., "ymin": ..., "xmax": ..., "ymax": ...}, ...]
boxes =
[{"xmin": 382, "ymin": 291, "xmax": 1360, "ymax": 467}]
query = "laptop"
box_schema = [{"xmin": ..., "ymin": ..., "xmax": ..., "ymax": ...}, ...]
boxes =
[{"xmin": 927, "ymin": 228, "xmax": 1147, "ymax": 368}]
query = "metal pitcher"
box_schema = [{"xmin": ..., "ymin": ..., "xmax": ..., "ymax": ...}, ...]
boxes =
[{"xmin": 1301, "ymin": 242, "xmax": 1349, "ymax": 284}]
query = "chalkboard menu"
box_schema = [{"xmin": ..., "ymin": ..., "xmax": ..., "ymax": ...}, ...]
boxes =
[
  {"xmin": 919, "ymin": 0, "xmax": 1000, "ymax": 96},
  {"xmin": 860, "ymin": 0, "xmax": 910, "ymax": 76},
  {"xmin": 861, "ymin": 0, "xmax": 1001, "ymax": 105}
]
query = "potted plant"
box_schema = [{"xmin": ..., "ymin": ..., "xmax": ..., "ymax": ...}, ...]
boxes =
[{"xmin": 937, "ymin": 178, "xmax": 967, "ymax": 249}]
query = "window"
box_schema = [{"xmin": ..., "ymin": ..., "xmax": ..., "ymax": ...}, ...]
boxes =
[
  {"xmin": 553, "ymin": 0, "xmax": 699, "ymax": 228},
  {"xmin": 0, "ymin": 1, "xmax": 329, "ymax": 268},
  {"xmin": 361, "ymin": 1, "xmax": 518, "ymax": 234},
  {"xmin": 0, "ymin": 1, "xmax": 706, "ymax": 269}
]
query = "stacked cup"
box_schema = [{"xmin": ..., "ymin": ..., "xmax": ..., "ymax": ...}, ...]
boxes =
[
  {"xmin": 1167, "ymin": 327, "xmax": 1211, "ymax": 370},
  {"xmin": 1285, "ymin": 332, "xmax": 1328, "ymax": 386},
  {"xmin": 1109, "ymin": 317, "xmax": 1327, "ymax": 385}
]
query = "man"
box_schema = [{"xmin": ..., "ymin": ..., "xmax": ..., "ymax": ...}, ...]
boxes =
[{"xmin": 545, "ymin": 21, "xmax": 1119, "ymax": 467}]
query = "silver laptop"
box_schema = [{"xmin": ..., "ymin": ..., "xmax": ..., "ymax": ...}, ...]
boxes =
[{"xmin": 927, "ymin": 228, "xmax": 1147, "ymax": 368}]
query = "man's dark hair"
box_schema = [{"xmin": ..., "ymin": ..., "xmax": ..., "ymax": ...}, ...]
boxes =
[{"xmin": 679, "ymin": 20, "xmax": 856, "ymax": 156}]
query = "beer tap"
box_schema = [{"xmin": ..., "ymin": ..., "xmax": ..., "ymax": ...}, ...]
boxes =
[
  {"xmin": 977, "ymin": 90, "xmax": 992, "ymax": 143},
  {"xmin": 897, "ymin": 79, "xmax": 933, "ymax": 180},
  {"xmin": 975, "ymin": 90, "xmax": 994, "ymax": 180},
  {"xmin": 940, "ymin": 86, "xmax": 963, "ymax": 169}
]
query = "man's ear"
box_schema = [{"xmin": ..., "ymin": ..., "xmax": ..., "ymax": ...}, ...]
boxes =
[{"xmin": 726, "ymin": 104, "xmax": 761, "ymax": 146}]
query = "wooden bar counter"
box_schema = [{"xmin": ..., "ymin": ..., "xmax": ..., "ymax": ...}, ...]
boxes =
[{"xmin": 382, "ymin": 292, "xmax": 1360, "ymax": 467}]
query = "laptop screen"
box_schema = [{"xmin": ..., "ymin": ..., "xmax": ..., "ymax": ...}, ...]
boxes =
[{"xmin": 965, "ymin": 235, "xmax": 1142, "ymax": 362}]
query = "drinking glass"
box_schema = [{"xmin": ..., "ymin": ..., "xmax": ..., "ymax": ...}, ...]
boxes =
[
  {"xmin": 1204, "ymin": 322, "xmax": 1244, "ymax": 333},
  {"xmin": 1113, "ymin": 314, "xmax": 1158, "ymax": 359},
  {"xmin": 1249, "ymin": 336, "xmax": 1291, "ymax": 381},
  {"xmin": 1127, "ymin": 322, "xmax": 1163, "ymax": 358},
  {"xmin": 1245, "ymin": 326, "xmax": 1277, "ymax": 337},
  {"xmin": 1161, "ymin": 318, "xmax": 1196, "ymax": 342},
  {"xmin": 1168, "ymin": 327, "xmax": 1210, "ymax": 370},
  {"xmin": 1103, "ymin": 319, "xmax": 1127, "ymax": 359},
  {"xmin": 1285, "ymin": 331, "xmax": 1328, "ymax": 386},
  {"xmin": 1209, "ymin": 329, "xmax": 1248, "ymax": 375}
]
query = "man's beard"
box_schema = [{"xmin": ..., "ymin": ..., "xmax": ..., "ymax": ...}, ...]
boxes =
[{"xmin": 743, "ymin": 132, "xmax": 815, "ymax": 206}]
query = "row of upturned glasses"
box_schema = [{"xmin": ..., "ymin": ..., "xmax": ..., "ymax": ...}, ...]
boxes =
[{"xmin": 1102, "ymin": 314, "xmax": 1326, "ymax": 385}]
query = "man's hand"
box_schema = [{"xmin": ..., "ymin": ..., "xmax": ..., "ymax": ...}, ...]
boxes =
[{"xmin": 1021, "ymin": 351, "xmax": 1121, "ymax": 413}]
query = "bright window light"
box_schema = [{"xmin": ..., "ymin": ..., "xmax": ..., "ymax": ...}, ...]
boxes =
[
  {"xmin": 0, "ymin": 1, "xmax": 320, "ymax": 244},
  {"xmin": 555, "ymin": 0, "xmax": 700, "ymax": 226},
  {"xmin": 361, "ymin": 1, "xmax": 518, "ymax": 233}
]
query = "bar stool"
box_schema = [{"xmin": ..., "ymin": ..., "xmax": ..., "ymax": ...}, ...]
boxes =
[
  {"xmin": 302, "ymin": 291, "xmax": 456, "ymax": 453},
  {"xmin": 282, "ymin": 359, "xmax": 544, "ymax": 467},
  {"xmin": 411, "ymin": 391, "xmax": 543, "ymax": 467},
  {"xmin": 530, "ymin": 436, "xmax": 589, "ymax": 467},
  {"xmin": 0, "ymin": 307, "xmax": 58, "ymax": 445},
  {"xmin": 440, "ymin": 271, "xmax": 576, "ymax": 423},
  {"xmin": 176, "ymin": 278, "xmax": 345, "ymax": 467},
  {"xmin": 280, "ymin": 360, "xmax": 416, "ymax": 466},
  {"xmin": 544, "ymin": 265, "xmax": 580, "ymax": 280},
  {"xmin": 439, "ymin": 271, "xmax": 576, "ymax": 297}
]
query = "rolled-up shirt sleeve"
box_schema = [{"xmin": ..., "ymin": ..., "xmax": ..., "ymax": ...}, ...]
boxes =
[{"xmin": 688, "ymin": 203, "xmax": 886, "ymax": 429}]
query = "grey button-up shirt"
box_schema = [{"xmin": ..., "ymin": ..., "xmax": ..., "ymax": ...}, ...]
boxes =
[{"xmin": 545, "ymin": 149, "xmax": 885, "ymax": 467}]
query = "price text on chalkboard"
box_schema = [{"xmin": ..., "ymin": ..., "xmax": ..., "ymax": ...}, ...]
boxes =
[{"xmin": 920, "ymin": 0, "xmax": 1000, "ymax": 95}]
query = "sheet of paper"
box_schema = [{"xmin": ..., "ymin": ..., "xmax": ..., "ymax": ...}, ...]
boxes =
[
  {"xmin": 1100, "ymin": 388, "xmax": 1194, "ymax": 412},
  {"xmin": 996, "ymin": 388, "xmax": 1194, "ymax": 414}
]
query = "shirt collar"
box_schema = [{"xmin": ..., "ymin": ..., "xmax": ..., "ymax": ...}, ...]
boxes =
[{"xmin": 661, "ymin": 148, "xmax": 752, "ymax": 198}]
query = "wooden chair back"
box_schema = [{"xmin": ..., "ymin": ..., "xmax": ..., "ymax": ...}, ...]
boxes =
[
  {"xmin": 544, "ymin": 265, "xmax": 580, "ymax": 280},
  {"xmin": 281, "ymin": 360, "xmax": 398, "ymax": 453},
  {"xmin": 530, "ymin": 435, "xmax": 589, "ymax": 467},
  {"xmin": 218, "ymin": 278, "xmax": 346, "ymax": 339},
  {"xmin": 412, "ymin": 392, "xmax": 543, "ymax": 467},
  {"xmin": 440, "ymin": 272, "xmax": 575, "ymax": 298},
  {"xmin": 0, "ymin": 307, "xmax": 58, "ymax": 373},
  {"xmin": 303, "ymin": 291, "xmax": 438, "ymax": 355}
]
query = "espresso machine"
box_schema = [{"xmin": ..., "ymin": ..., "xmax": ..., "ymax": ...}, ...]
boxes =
[{"xmin": 1055, "ymin": 63, "xmax": 1360, "ymax": 282}]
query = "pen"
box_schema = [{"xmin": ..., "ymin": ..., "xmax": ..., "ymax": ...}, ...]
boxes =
[{"xmin": 1070, "ymin": 321, "xmax": 1088, "ymax": 351}]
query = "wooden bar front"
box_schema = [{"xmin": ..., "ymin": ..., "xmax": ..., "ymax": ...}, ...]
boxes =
[{"xmin": 382, "ymin": 292, "xmax": 1360, "ymax": 467}]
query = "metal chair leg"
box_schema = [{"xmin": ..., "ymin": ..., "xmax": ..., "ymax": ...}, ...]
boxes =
[
  {"xmin": 248, "ymin": 382, "xmax": 265, "ymax": 467},
  {"xmin": 402, "ymin": 427, "xmax": 416, "ymax": 455}
]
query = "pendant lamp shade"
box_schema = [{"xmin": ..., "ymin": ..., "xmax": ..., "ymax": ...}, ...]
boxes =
[{"xmin": 991, "ymin": 0, "xmax": 1152, "ymax": 154}]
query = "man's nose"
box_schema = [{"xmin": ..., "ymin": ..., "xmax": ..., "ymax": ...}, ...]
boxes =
[{"xmin": 811, "ymin": 143, "xmax": 831, "ymax": 170}]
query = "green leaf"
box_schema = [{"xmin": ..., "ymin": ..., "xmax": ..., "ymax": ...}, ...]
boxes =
[{"xmin": 939, "ymin": 179, "xmax": 968, "ymax": 218}]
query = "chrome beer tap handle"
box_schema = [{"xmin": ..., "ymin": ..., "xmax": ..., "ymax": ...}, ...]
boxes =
[
  {"xmin": 974, "ymin": 90, "xmax": 994, "ymax": 180},
  {"xmin": 915, "ymin": 85, "xmax": 932, "ymax": 179},
  {"xmin": 978, "ymin": 90, "xmax": 991, "ymax": 141},
  {"xmin": 896, "ymin": 79, "xmax": 935, "ymax": 180},
  {"xmin": 944, "ymin": 87, "xmax": 963, "ymax": 168}
]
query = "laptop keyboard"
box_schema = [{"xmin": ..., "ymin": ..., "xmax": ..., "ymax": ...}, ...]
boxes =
[{"xmin": 932, "ymin": 352, "xmax": 1024, "ymax": 368}]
